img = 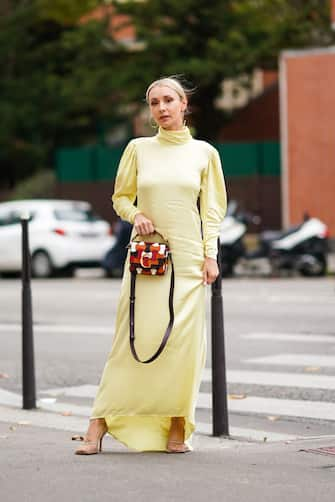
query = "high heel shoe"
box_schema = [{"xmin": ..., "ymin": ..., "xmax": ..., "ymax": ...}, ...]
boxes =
[
  {"xmin": 166, "ymin": 439, "xmax": 191, "ymax": 454},
  {"xmin": 73, "ymin": 428, "xmax": 107, "ymax": 455}
]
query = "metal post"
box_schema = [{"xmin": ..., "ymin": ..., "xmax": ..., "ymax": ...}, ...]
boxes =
[
  {"xmin": 211, "ymin": 237, "xmax": 229, "ymax": 436},
  {"xmin": 21, "ymin": 214, "xmax": 36, "ymax": 409}
]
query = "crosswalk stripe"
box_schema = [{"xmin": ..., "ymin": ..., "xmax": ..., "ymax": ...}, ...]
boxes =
[
  {"xmin": 202, "ymin": 369, "xmax": 335, "ymax": 389},
  {"xmin": 244, "ymin": 354, "xmax": 335, "ymax": 367},
  {"xmin": 197, "ymin": 393, "xmax": 335, "ymax": 421},
  {"xmin": 1, "ymin": 403, "xmax": 297, "ymax": 444},
  {"xmin": 2, "ymin": 386, "xmax": 335, "ymax": 440},
  {"xmin": 37, "ymin": 400, "xmax": 92, "ymax": 417},
  {"xmin": 0, "ymin": 323, "xmax": 112, "ymax": 334},
  {"xmin": 40, "ymin": 366, "xmax": 335, "ymax": 399},
  {"xmin": 38, "ymin": 387, "xmax": 335, "ymax": 423},
  {"xmin": 40, "ymin": 385, "xmax": 98, "ymax": 398},
  {"xmin": 241, "ymin": 333, "xmax": 335, "ymax": 343},
  {"xmin": 0, "ymin": 395, "xmax": 310, "ymax": 444}
]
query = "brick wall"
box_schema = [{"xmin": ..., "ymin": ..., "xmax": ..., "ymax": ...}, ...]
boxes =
[{"xmin": 280, "ymin": 48, "xmax": 335, "ymax": 236}]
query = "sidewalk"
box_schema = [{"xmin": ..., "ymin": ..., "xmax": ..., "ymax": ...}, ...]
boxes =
[{"xmin": 1, "ymin": 407, "xmax": 335, "ymax": 502}]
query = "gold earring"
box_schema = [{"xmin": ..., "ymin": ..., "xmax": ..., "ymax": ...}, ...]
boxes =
[{"xmin": 149, "ymin": 117, "xmax": 158, "ymax": 129}]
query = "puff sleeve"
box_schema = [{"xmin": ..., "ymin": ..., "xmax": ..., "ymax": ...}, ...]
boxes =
[
  {"xmin": 111, "ymin": 140, "xmax": 142, "ymax": 224},
  {"xmin": 199, "ymin": 147, "xmax": 227, "ymax": 259}
]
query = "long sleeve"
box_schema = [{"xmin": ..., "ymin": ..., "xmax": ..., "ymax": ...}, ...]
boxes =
[
  {"xmin": 111, "ymin": 140, "xmax": 142, "ymax": 224},
  {"xmin": 199, "ymin": 147, "xmax": 227, "ymax": 259}
]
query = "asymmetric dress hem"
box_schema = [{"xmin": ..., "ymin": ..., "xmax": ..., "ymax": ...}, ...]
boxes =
[{"xmin": 90, "ymin": 413, "xmax": 196, "ymax": 452}]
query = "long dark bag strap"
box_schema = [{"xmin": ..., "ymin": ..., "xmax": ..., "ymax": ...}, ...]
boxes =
[{"xmin": 129, "ymin": 256, "xmax": 174, "ymax": 364}]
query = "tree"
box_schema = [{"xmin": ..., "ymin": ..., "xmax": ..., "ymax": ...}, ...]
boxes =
[
  {"xmin": 107, "ymin": 0, "xmax": 335, "ymax": 139},
  {"xmin": 0, "ymin": 0, "xmax": 117, "ymax": 189},
  {"xmin": 0, "ymin": 0, "xmax": 334, "ymax": 189}
]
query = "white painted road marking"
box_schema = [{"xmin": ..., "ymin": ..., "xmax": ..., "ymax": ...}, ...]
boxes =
[
  {"xmin": 0, "ymin": 323, "xmax": 112, "ymax": 334},
  {"xmin": 0, "ymin": 404, "xmax": 305, "ymax": 443},
  {"xmin": 202, "ymin": 369, "xmax": 335, "ymax": 390},
  {"xmin": 244, "ymin": 354, "xmax": 335, "ymax": 367},
  {"xmin": 197, "ymin": 393, "xmax": 335, "ymax": 421},
  {"xmin": 4, "ymin": 384, "xmax": 335, "ymax": 423},
  {"xmin": 42, "ymin": 369, "xmax": 335, "ymax": 397},
  {"xmin": 241, "ymin": 333, "xmax": 335, "ymax": 343},
  {"xmin": 1, "ymin": 404, "xmax": 302, "ymax": 444},
  {"xmin": 40, "ymin": 384, "xmax": 99, "ymax": 398}
]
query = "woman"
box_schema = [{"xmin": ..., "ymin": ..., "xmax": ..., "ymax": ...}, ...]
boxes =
[{"xmin": 75, "ymin": 76, "xmax": 227, "ymax": 455}]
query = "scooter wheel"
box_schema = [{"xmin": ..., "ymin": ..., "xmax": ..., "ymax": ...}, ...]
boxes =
[{"xmin": 300, "ymin": 256, "xmax": 327, "ymax": 277}]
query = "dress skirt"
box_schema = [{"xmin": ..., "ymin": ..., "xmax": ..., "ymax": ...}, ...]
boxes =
[{"xmin": 91, "ymin": 237, "xmax": 207, "ymax": 452}]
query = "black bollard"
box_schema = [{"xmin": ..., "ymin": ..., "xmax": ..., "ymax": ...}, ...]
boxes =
[
  {"xmin": 21, "ymin": 214, "xmax": 36, "ymax": 409},
  {"xmin": 211, "ymin": 237, "xmax": 229, "ymax": 436}
]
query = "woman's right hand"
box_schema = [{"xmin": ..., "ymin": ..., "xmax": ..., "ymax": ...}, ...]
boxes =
[{"xmin": 134, "ymin": 212, "xmax": 155, "ymax": 236}]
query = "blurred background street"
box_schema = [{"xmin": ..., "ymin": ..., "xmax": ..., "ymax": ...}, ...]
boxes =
[{"xmin": 1, "ymin": 2, "xmax": 335, "ymax": 499}]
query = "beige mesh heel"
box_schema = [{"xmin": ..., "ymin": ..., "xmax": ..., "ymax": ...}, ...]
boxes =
[
  {"xmin": 72, "ymin": 426, "xmax": 107, "ymax": 455},
  {"xmin": 166, "ymin": 440, "xmax": 191, "ymax": 453}
]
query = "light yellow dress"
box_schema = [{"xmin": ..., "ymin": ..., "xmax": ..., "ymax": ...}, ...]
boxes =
[{"xmin": 91, "ymin": 125, "xmax": 227, "ymax": 451}]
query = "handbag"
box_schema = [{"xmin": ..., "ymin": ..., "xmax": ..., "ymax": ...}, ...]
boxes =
[{"xmin": 126, "ymin": 230, "xmax": 174, "ymax": 364}]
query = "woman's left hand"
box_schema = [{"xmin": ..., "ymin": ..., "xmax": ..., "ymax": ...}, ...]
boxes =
[{"xmin": 202, "ymin": 257, "xmax": 219, "ymax": 285}]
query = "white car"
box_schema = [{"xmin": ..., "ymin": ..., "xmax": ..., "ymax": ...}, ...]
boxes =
[{"xmin": 0, "ymin": 199, "xmax": 115, "ymax": 278}]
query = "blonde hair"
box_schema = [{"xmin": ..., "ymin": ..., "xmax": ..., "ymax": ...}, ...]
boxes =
[{"xmin": 145, "ymin": 77, "xmax": 189, "ymax": 103}]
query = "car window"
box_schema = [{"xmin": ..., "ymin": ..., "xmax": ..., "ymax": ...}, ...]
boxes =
[
  {"xmin": 0, "ymin": 210, "xmax": 34, "ymax": 226},
  {"xmin": 53, "ymin": 208, "xmax": 102, "ymax": 222}
]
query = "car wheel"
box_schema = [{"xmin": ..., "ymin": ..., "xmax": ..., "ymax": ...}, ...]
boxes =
[{"xmin": 31, "ymin": 251, "xmax": 54, "ymax": 278}]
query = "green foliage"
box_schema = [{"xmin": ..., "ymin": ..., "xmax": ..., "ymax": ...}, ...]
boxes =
[
  {"xmin": 0, "ymin": 0, "xmax": 118, "ymax": 190},
  {"xmin": 36, "ymin": 0, "xmax": 101, "ymax": 25},
  {"xmin": 109, "ymin": 0, "xmax": 335, "ymax": 138},
  {"xmin": 9, "ymin": 170, "xmax": 56, "ymax": 200},
  {"xmin": 0, "ymin": 0, "xmax": 334, "ymax": 190}
]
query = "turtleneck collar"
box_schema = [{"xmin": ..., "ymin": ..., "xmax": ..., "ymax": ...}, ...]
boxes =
[{"xmin": 156, "ymin": 125, "xmax": 192, "ymax": 145}]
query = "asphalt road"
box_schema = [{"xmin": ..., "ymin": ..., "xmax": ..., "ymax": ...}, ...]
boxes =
[
  {"xmin": 1, "ymin": 273, "xmax": 335, "ymax": 441},
  {"xmin": 2, "ymin": 421, "xmax": 335, "ymax": 502}
]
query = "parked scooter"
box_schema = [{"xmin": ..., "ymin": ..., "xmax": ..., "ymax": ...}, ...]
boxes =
[
  {"xmin": 220, "ymin": 202, "xmax": 329, "ymax": 277},
  {"xmin": 219, "ymin": 201, "xmax": 250, "ymax": 276}
]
